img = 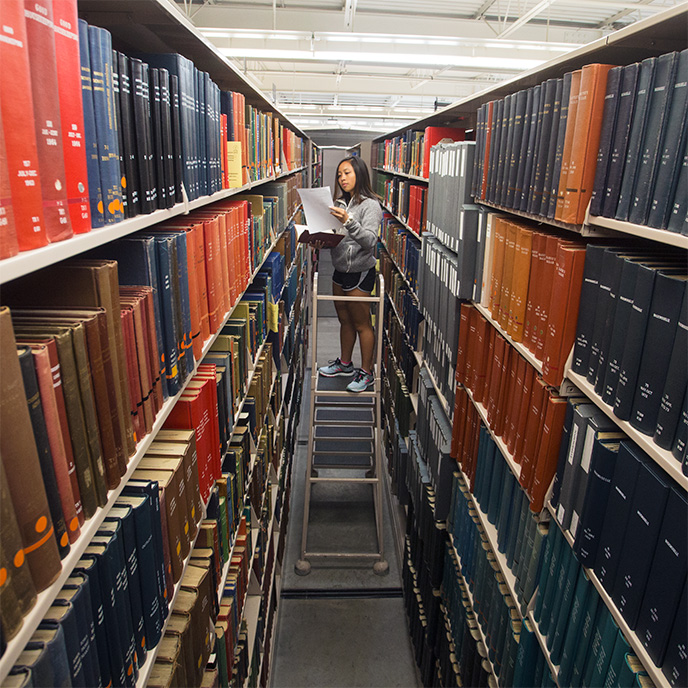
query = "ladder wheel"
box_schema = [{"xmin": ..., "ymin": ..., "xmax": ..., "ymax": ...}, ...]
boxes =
[
  {"xmin": 373, "ymin": 560, "xmax": 389, "ymax": 576},
  {"xmin": 295, "ymin": 559, "xmax": 311, "ymax": 576}
]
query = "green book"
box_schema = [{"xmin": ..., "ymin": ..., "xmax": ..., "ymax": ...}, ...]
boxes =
[
  {"xmin": 558, "ymin": 567, "xmax": 594, "ymax": 684},
  {"xmin": 588, "ymin": 617, "xmax": 621, "ymax": 688},
  {"xmin": 502, "ymin": 617, "xmax": 522, "ymax": 687},
  {"xmin": 614, "ymin": 653, "xmax": 644, "ymax": 688},
  {"xmin": 511, "ymin": 495, "xmax": 530, "ymax": 584},
  {"xmin": 602, "ymin": 629, "xmax": 632, "ymax": 687},
  {"xmin": 506, "ymin": 486, "xmax": 525, "ymax": 568},
  {"xmin": 533, "ymin": 642, "xmax": 546, "ymax": 687},
  {"xmin": 516, "ymin": 509, "xmax": 537, "ymax": 601}
]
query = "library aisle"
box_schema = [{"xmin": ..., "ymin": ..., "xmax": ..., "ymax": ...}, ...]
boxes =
[{"xmin": 271, "ymin": 252, "xmax": 421, "ymax": 688}]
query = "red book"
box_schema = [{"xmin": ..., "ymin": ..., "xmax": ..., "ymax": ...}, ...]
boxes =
[
  {"xmin": 164, "ymin": 382, "xmax": 216, "ymax": 503},
  {"xmin": 120, "ymin": 306, "xmax": 144, "ymax": 442},
  {"xmin": 493, "ymin": 345, "xmax": 513, "ymax": 438},
  {"xmin": 477, "ymin": 325, "xmax": 497, "ymax": 406},
  {"xmin": 200, "ymin": 215, "xmax": 222, "ymax": 334},
  {"xmin": 528, "ymin": 394, "xmax": 568, "ymax": 511},
  {"xmin": 0, "ymin": 0, "xmax": 48, "ymax": 252},
  {"xmin": 25, "ymin": 341, "xmax": 82, "ymax": 541},
  {"xmin": 421, "ymin": 126, "xmax": 465, "ymax": 178},
  {"xmin": 464, "ymin": 307, "xmax": 478, "ymax": 392},
  {"xmin": 473, "ymin": 313, "xmax": 491, "ymax": 402},
  {"xmin": 486, "ymin": 333, "xmax": 506, "ymax": 426},
  {"xmin": 522, "ymin": 231, "xmax": 544, "ymax": 348},
  {"xmin": 52, "ymin": 0, "xmax": 91, "ymax": 234},
  {"xmin": 24, "ymin": 0, "xmax": 73, "ymax": 243},
  {"xmin": 504, "ymin": 354, "xmax": 527, "ymax": 451},
  {"xmin": 0, "ymin": 112, "xmax": 19, "ymax": 259}
]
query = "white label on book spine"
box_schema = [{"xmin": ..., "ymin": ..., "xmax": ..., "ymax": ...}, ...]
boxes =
[{"xmin": 581, "ymin": 426, "xmax": 595, "ymax": 473}]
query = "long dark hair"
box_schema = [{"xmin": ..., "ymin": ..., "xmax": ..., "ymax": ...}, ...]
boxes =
[{"xmin": 333, "ymin": 156, "xmax": 379, "ymax": 204}]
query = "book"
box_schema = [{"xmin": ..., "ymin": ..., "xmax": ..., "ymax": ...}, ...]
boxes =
[
  {"xmin": 0, "ymin": 308, "xmax": 62, "ymax": 592},
  {"xmin": 293, "ymin": 223, "xmax": 344, "ymax": 248},
  {"xmin": 662, "ymin": 582, "xmax": 687, "ymax": 686}
]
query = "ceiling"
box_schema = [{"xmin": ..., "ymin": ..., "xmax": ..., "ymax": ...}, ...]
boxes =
[{"xmin": 175, "ymin": 0, "xmax": 685, "ymax": 138}]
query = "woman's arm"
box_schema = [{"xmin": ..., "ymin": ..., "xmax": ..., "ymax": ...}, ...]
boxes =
[{"xmin": 341, "ymin": 200, "xmax": 382, "ymax": 251}]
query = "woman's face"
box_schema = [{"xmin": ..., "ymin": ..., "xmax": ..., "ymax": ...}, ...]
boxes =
[{"xmin": 337, "ymin": 161, "xmax": 356, "ymax": 193}]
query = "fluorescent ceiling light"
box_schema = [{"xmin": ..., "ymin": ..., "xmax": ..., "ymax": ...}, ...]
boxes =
[{"xmin": 220, "ymin": 48, "xmax": 543, "ymax": 70}]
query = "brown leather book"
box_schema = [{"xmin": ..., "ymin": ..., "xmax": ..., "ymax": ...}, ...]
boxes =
[
  {"xmin": 23, "ymin": 342, "xmax": 83, "ymax": 541},
  {"xmin": 486, "ymin": 334, "xmax": 506, "ymax": 427},
  {"xmin": 450, "ymin": 386, "xmax": 467, "ymax": 461},
  {"xmin": 522, "ymin": 231, "xmax": 545, "ymax": 348},
  {"xmin": 132, "ymin": 468, "xmax": 184, "ymax": 583},
  {"xmin": 542, "ymin": 244, "xmax": 587, "ymax": 386},
  {"xmin": 512, "ymin": 364, "xmax": 536, "ymax": 460},
  {"xmin": 137, "ymin": 456, "xmax": 191, "ymax": 561},
  {"xmin": 455, "ymin": 303, "xmax": 473, "ymax": 387},
  {"xmin": 528, "ymin": 395, "xmax": 569, "ymax": 512},
  {"xmin": 498, "ymin": 221, "xmax": 518, "ymax": 331},
  {"xmin": 0, "ymin": 308, "xmax": 62, "ymax": 592},
  {"xmin": 12, "ymin": 322, "xmax": 107, "ymax": 512},
  {"xmin": 172, "ymin": 588, "xmax": 206, "ymax": 687},
  {"xmin": 518, "ymin": 376, "xmax": 547, "ymax": 481},
  {"xmin": 1, "ymin": 260, "xmax": 136, "ymax": 461},
  {"xmin": 473, "ymin": 314, "xmax": 491, "ymax": 404},
  {"xmin": 493, "ymin": 344, "xmax": 513, "ymax": 438},
  {"xmin": 481, "ymin": 326, "xmax": 497, "ymax": 408},
  {"xmin": 164, "ymin": 613, "xmax": 195, "ymax": 688},
  {"xmin": 15, "ymin": 310, "xmax": 123, "ymax": 487},
  {"xmin": 508, "ymin": 226, "xmax": 534, "ymax": 342},
  {"xmin": 489, "ymin": 217, "xmax": 508, "ymax": 319},
  {"xmin": 559, "ymin": 64, "xmax": 615, "ymax": 225},
  {"xmin": 506, "ymin": 355, "xmax": 528, "ymax": 452},
  {"xmin": 464, "ymin": 307, "xmax": 478, "ymax": 392},
  {"xmin": 120, "ymin": 304, "xmax": 145, "ymax": 442},
  {"xmin": 554, "ymin": 69, "xmax": 582, "ymax": 219},
  {"xmin": 0, "ymin": 459, "xmax": 37, "ymax": 639}
]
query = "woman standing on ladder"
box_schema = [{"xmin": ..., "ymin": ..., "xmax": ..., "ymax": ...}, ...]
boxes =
[{"xmin": 319, "ymin": 155, "xmax": 383, "ymax": 393}]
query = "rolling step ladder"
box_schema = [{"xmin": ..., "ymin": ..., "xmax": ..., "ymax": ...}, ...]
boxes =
[{"xmin": 294, "ymin": 269, "xmax": 388, "ymax": 576}]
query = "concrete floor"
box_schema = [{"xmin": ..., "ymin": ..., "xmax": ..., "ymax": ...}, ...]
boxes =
[{"xmin": 270, "ymin": 252, "xmax": 421, "ymax": 688}]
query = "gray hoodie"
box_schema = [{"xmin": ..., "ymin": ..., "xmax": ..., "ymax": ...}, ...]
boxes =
[{"xmin": 330, "ymin": 196, "xmax": 382, "ymax": 274}]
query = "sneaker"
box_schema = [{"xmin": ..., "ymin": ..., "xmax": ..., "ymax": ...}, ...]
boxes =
[
  {"xmin": 347, "ymin": 369, "xmax": 374, "ymax": 393},
  {"xmin": 319, "ymin": 357, "xmax": 354, "ymax": 377}
]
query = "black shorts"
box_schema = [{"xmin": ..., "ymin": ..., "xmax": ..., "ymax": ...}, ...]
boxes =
[{"xmin": 332, "ymin": 266, "xmax": 376, "ymax": 293}]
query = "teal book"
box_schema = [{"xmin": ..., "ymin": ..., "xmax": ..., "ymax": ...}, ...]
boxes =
[
  {"xmin": 486, "ymin": 447, "xmax": 505, "ymax": 525},
  {"xmin": 511, "ymin": 496, "xmax": 530, "ymax": 590},
  {"xmin": 496, "ymin": 469, "xmax": 516, "ymax": 555},
  {"xmin": 512, "ymin": 617, "xmax": 538, "ymax": 688},
  {"xmin": 601, "ymin": 628, "xmax": 632, "ymax": 687},
  {"xmin": 661, "ymin": 582, "xmax": 687, "ymax": 687},
  {"xmin": 540, "ymin": 529, "xmax": 572, "ymax": 636},
  {"xmin": 549, "ymin": 552, "xmax": 583, "ymax": 663},
  {"xmin": 569, "ymin": 592, "xmax": 604, "ymax": 687},
  {"xmin": 615, "ymin": 652, "xmax": 645, "ymax": 688},
  {"xmin": 533, "ymin": 522, "xmax": 558, "ymax": 621},
  {"xmin": 558, "ymin": 567, "xmax": 594, "ymax": 685},
  {"xmin": 505, "ymin": 486, "xmax": 525, "ymax": 569},
  {"xmin": 521, "ymin": 523, "xmax": 547, "ymax": 614},
  {"xmin": 581, "ymin": 604, "xmax": 617, "ymax": 688},
  {"xmin": 532, "ymin": 641, "xmax": 546, "ymax": 687}
]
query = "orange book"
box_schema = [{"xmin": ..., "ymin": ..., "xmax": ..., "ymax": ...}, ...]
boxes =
[
  {"xmin": 477, "ymin": 325, "xmax": 497, "ymax": 406},
  {"xmin": 195, "ymin": 210, "xmax": 230, "ymax": 319},
  {"xmin": 534, "ymin": 235, "xmax": 561, "ymax": 359},
  {"xmin": 554, "ymin": 70, "xmax": 582, "ymax": 220},
  {"xmin": 489, "ymin": 218, "xmax": 508, "ymax": 318},
  {"xmin": 200, "ymin": 215, "xmax": 222, "ymax": 334},
  {"xmin": 486, "ymin": 334, "xmax": 506, "ymax": 428},
  {"xmin": 522, "ymin": 231, "xmax": 544, "ymax": 348},
  {"xmin": 559, "ymin": 64, "xmax": 615, "ymax": 224},
  {"xmin": 518, "ymin": 376, "xmax": 547, "ymax": 480},
  {"xmin": 451, "ymin": 387, "xmax": 468, "ymax": 463},
  {"xmin": 542, "ymin": 243, "xmax": 587, "ymax": 386},
  {"xmin": 511, "ymin": 363, "xmax": 535, "ymax": 460},
  {"xmin": 507, "ymin": 226, "xmax": 533, "ymax": 341},
  {"xmin": 493, "ymin": 344, "xmax": 513, "ymax": 438},
  {"xmin": 528, "ymin": 395, "xmax": 568, "ymax": 512},
  {"xmin": 498, "ymin": 221, "xmax": 517, "ymax": 331}
]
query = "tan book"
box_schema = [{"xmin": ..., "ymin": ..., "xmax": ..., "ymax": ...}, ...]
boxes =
[{"xmin": 165, "ymin": 612, "xmax": 195, "ymax": 688}]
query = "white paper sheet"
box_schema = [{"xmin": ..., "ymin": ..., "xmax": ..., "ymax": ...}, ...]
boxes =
[{"xmin": 297, "ymin": 186, "xmax": 344, "ymax": 234}]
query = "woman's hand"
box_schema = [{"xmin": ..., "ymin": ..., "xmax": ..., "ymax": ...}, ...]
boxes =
[{"xmin": 329, "ymin": 206, "xmax": 349, "ymax": 225}]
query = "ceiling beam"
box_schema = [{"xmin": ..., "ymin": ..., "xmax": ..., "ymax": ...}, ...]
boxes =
[
  {"xmin": 496, "ymin": 0, "xmax": 559, "ymax": 38},
  {"xmin": 472, "ymin": 0, "xmax": 498, "ymax": 21},
  {"xmin": 595, "ymin": 0, "xmax": 657, "ymax": 29}
]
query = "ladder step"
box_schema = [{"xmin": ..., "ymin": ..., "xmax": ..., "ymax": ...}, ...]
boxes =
[
  {"xmin": 314, "ymin": 408, "xmax": 375, "ymax": 423},
  {"xmin": 303, "ymin": 551, "xmax": 382, "ymax": 559},
  {"xmin": 314, "ymin": 425, "xmax": 374, "ymax": 440},
  {"xmin": 314, "ymin": 438, "xmax": 373, "ymax": 453}
]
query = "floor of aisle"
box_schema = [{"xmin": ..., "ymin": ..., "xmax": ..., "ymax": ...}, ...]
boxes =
[{"xmin": 270, "ymin": 254, "xmax": 421, "ymax": 688}]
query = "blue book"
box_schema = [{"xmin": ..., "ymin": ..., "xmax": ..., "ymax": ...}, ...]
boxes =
[
  {"xmin": 596, "ymin": 441, "xmax": 645, "ymax": 590},
  {"xmin": 611, "ymin": 458, "xmax": 670, "ymax": 628},
  {"xmin": 54, "ymin": 583, "xmax": 101, "ymax": 687},
  {"xmin": 77, "ymin": 20, "xmax": 104, "ymax": 228},
  {"xmin": 636, "ymin": 486, "xmax": 687, "ymax": 666},
  {"xmin": 26, "ymin": 621, "xmax": 71, "ymax": 688},
  {"xmin": 40, "ymin": 600, "xmax": 85, "ymax": 687},
  {"xmin": 88, "ymin": 25, "xmax": 123, "ymax": 223},
  {"xmin": 512, "ymin": 617, "xmax": 538, "ymax": 688},
  {"xmin": 557, "ymin": 567, "xmax": 593, "ymax": 685},
  {"xmin": 548, "ymin": 547, "xmax": 581, "ymax": 664},
  {"xmin": 662, "ymin": 582, "xmax": 687, "ymax": 687}
]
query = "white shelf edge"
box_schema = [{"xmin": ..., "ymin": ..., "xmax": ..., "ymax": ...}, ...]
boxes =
[
  {"xmin": 477, "ymin": 200, "xmax": 586, "ymax": 236},
  {"xmin": 564, "ymin": 369, "xmax": 687, "ymax": 491},
  {"xmin": 373, "ymin": 166, "xmax": 429, "ymax": 184},
  {"xmin": 585, "ymin": 216, "xmax": 688, "ymax": 250},
  {"xmin": 473, "ymin": 303, "xmax": 544, "ymax": 375},
  {"xmin": 422, "ymin": 362, "xmax": 453, "ymax": 422},
  {"xmin": 545, "ymin": 503, "xmax": 670, "ymax": 688},
  {"xmin": 0, "ymin": 167, "xmax": 306, "ymax": 285},
  {"xmin": 526, "ymin": 611, "xmax": 562, "ymax": 688}
]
